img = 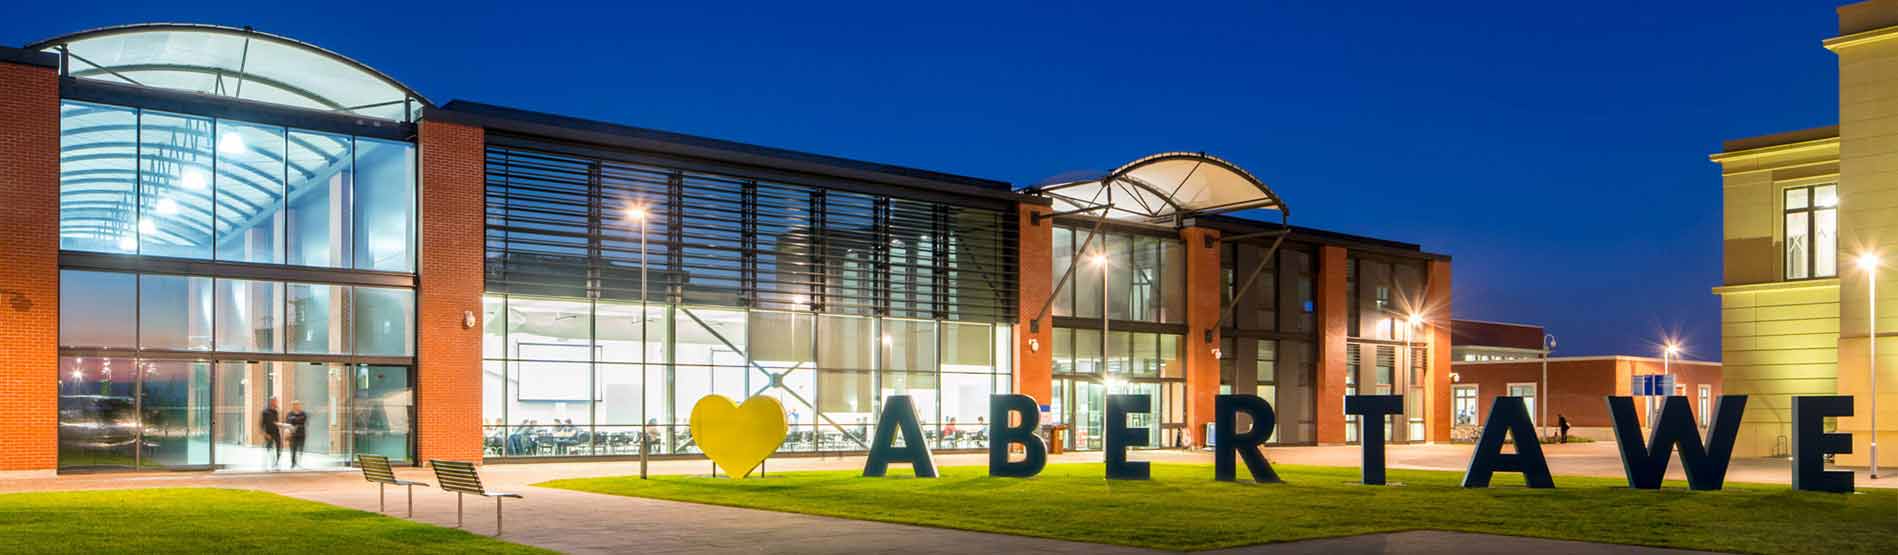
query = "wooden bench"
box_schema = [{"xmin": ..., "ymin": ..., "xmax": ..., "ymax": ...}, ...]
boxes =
[
  {"xmin": 356, "ymin": 454, "xmax": 428, "ymax": 517},
  {"xmin": 429, "ymin": 459, "xmax": 523, "ymax": 536}
]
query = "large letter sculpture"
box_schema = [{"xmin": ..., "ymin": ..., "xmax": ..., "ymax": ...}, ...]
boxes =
[
  {"xmin": 1606, "ymin": 395, "xmax": 1746, "ymax": 490},
  {"xmin": 1462, "ymin": 396, "xmax": 1554, "ymax": 488},
  {"xmin": 1792, "ymin": 395, "xmax": 1854, "ymax": 493},
  {"xmin": 1214, "ymin": 394, "xmax": 1282, "ymax": 483},
  {"xmin": 863, "ymin": 395, "xmax": 937, "ymax": 478},
  {"xmin": 1105, "ymin": 394, "xmax": 1151, "ymax": 480},
  {"xmin": 1344, "ymin": 395, "xmax": 1406, "ymax": 485},
  {"xmin": 988, "ymin": 394, "xmax": 1047, "ymax": 478}
]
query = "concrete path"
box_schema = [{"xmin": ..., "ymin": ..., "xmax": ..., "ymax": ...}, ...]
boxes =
[{"xmin": 1, "ymin": 444, "xmax": 1880, "ymax": 554}]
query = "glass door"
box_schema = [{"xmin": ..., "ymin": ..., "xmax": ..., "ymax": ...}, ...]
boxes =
[{"xmin": 213, "ymin": 361, "xmax": 376, "ymax": 471}]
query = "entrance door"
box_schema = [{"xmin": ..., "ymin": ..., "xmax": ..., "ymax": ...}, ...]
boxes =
[
  {"xmin": 1072, "ymin": 381, "xmax": 1105, "ymax": 450},
  {"xmin": 214, "ymin": 361, "xmax": 352, "ymax": 470}
]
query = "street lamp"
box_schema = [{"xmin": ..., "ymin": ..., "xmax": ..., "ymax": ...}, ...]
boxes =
[
  {"xmin": 629, "ymin": 204, "xmax": 650, "ymax": 479},
  {"xmin": 1859, "ymin": 252, "xmax": 1880, "ymax": 479},
  {"xmin": 1092, "ymin": 251, "xmax": 1110, "ymax": 381},
  {"xmin": 1403, "ymin": 313, "xmax": 1423, "ymax": 443},
  {"xmin": 1541, "ymin": 334, "xmax": 1556, "ymax": 441}
]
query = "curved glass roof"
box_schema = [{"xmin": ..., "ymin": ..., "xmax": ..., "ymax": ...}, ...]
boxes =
[
  {"xmin": 33, "ymin": 24, "xmax": 428, "ymax": 122},
  {"xmin": 1033, "ymin": 152, "xmax": 1288, "ymax": 225}
]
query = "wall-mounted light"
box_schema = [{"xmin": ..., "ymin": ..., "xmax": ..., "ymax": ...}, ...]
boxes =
[
  {"xmin": 1028, "ymin": 337, "xmax": 1040, "ymax": 353},
  {"xmin": 1211, "ymin": 347, "xmax": 1223, "ymax": 360},
  {"xmin": 463, "ymin": 310, "xmax": 478, "ymax": 329}
]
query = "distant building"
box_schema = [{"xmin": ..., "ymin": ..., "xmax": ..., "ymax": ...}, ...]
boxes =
[
  {"xmin": 1450, "ymin": 320, "xmax": 1545, "ymax": 362},
  {"xmin": 1451, "ymin": 356, "xmax": 1723, "ymax": 441}
]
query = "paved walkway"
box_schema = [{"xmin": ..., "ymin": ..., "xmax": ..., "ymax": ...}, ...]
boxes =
[{"xmin": 0, "ymin": 444, "xmax": 1880, "ymax": 553}]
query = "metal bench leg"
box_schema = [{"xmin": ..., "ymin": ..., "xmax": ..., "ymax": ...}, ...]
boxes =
[
  {"xmin": 496, "ymin": 497, "xmax": 504, "ymax": 536},
  {"xmin": 378, "ymin": 483, "xmax": 385, "ymax": 513},
  {"xmin": 456, "ymin": 493, "xmax": 463, "ymax": 528},
  {"xmin": 406, "ymin": 484, "xmax": 415, "ymax": 518}
]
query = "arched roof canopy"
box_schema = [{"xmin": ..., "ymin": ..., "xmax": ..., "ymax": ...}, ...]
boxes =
[
  {"xmin": 1030, "ymin": 152, "xmax": 1287, "ymax": 227},
  {"xmin": 32, "ymin": 24, "xmax": 430, "ymax": 122}
]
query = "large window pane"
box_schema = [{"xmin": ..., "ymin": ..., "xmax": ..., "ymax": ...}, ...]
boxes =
[
  {"xmin": 353, "ymin": 365, "xmax": 412, "ymax": 463},
  {"xmin": 881, "ymin": 319, "xmax": 937, "ymax": 372},
  {"xmin": 1052, "ymin": 226, "xmax": 1073, "ymax": 317},
  {"xmin": 139, "ymin": 360, "xmax": 212, "ymax": 467},
  {"xmin": 1786, "ymin": 211, "xmax": 1810, "ymax": 280},
  {"xmin": 941, "ymin": 321, "xmax": 992, "ymax": 372},
  {"xmin": 354, "ymin": 286, "xmax": 415, "ymax": 356},
  {"xmin": 1160, "ymin": 239, "xmax": 1184, "ymax": 323},
  {"xmin": 215, "ymin": 120, "xmax": 286, "ymax": 264},
  {"xmin": 596, "ymin": 301, "xmax": 665, "ymax": 364},
  {"xmin": 286, "ymin": 130, "xmax": 353, "ymax": 268},
  {"xmin": 940, "ymin": 372, "xmax": 992, "ymax": 448},
  {"xmin": 818, "ymin": 315, "xmax": 875, "ymax": 370},
  {"xmin": 353, "ymin": 137, "xmax": 415, "ymax": 272},
  {"xmin": 1132, "ymin": 235, "xmax": 1160, "ymax": 321},
  {"xmin": 59, "ymin": 270, "xmax": 136, "ymax": 348},
  {"xmin": 139, "ymin": 111, "xmax": 215, "ymax": 259},
  {"xmin": 216, "ymin": 279, "xmax": 283, "ymax": 353},
  {"xmin": 286, "ymin": 283, "xmax": 350, "ymax": 354},
  {"xmin": 1106, "ymin": 233, "xmax": 1132, "ymax": 320},
  {"xmin": 60, "ymin": 101, "xmax": 139, "ymax": 254},
  {"xmin": 1816, "ymin": 205, "xmax": 1837, "ymax": 278},
  {"xmin": 139, "ymin": 274, "xmax": 213, "ymax": 351},
  {"xmin": 59, "ymin": 357, "xmax": 138, "ymax": 470}
]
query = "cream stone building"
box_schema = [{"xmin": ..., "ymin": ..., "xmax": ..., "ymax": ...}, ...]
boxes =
[{"xmin": 1712, "ymin": 0, "xmax": 1898, "ymax": 468}]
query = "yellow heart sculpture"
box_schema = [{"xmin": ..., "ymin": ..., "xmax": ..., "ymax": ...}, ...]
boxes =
[{"xmin": 689, "ymin": 394, "xmax": 788, "ymax": 478}]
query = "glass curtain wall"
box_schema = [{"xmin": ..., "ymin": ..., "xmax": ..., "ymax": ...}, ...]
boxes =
[
  {"xmin": 58, "ymin": 100, "xmax": 416, "ymax": 271},
  {"xmin": 1218, "ymin": 240, "xmax": 1317, "ymax": 443},
  {"xmin": 1345, "ymin": 254, "xmax": 1429, "ymax": 443},
  {"xmin": 482, "ymin": 143, "xmax": 1016, "ymax": 458}
]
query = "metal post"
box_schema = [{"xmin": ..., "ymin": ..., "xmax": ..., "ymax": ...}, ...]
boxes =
[
  {"xmin": 1871, "ymin": 267, "xmax": 1880, "ymax": 479},
  {"xmin": 407, "ymin": 485, "xmax": 414, "ymax": 518},
  {"xmin": 456, "ymin": 493, "xmax": 463, "ymax": 528},
  {"xmin": 1541, "ymin": 334, "xmax": 1555, "ymax": 441},
  {"xmin": 640, "ymin": 213, "xmax": 650, "ymax": 480},
  {"xmin": 378, "ymin": 483, "xmax": 385, "ymax": 513},
  {"xmin": 496, "ymin": 498, "xmax": 504, "ymax": 536}
]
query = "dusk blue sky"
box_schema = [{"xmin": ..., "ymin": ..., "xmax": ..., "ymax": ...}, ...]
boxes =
[{"xmin": 5, "ymin": 1, "xmax": 1850, "ymax": 358}]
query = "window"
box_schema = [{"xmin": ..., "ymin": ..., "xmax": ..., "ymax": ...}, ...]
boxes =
[
  {"xmin": 1452, "ymin": 384, "xmax": 1478, "ymax": 426},
  {"xmin": 1698, "ymin": 384, "xmax": 1713, "ymax": 427},
  {"xmin": 1508, "ymin": 382, "xmax": 1537, "ymax": 425},
  {"xmin": 1785, "ymin": 184, "xmax": 1837, "ymax": 279}
]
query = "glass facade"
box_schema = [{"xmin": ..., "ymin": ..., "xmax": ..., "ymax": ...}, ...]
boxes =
[
  {"xmin": 1046, "ymin": 224, "xmax": 1188, "ymax": 450},
  {"xmin": 59, "ymin": 100, "xmax": 416, "ymax": 270},
  {"xmin": 1218, "ymin": 240, "xmax": 1318, "ymax": 443},
  {"xmin": 1049, "ymin": 226, "xmax": 1185, "ymax": 323},
  {"xmin": 55, "ymin": 99, "xmax": 419, "ymax": 471},
  {"xmin": 482, "ymin": 141, "xmax": 1017, "ymax": 458}
]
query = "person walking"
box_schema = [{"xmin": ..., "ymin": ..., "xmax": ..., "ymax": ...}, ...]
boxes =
[
  {"xmin": 286, "ymin": 401, "xmax": 310, "ymax": 468},
  {"xmin": 259, "ymin": 399, "xmax": 282, "ymax": 470},
  {"xmin": 1557, "ymin": 414, "xmax": 1571, "ymax": 445}
]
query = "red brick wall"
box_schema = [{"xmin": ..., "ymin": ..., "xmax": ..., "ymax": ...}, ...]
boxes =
[
  {"xmin": 1425, "ymin": 259, "xmax": 1453, "ymax": 442},
  {"xmin": 1314, "ymin": 245, "xmax": 1349, "ymax": 443},
  {"xmin": 1014, "ymin": 203, "xmax": 1053, "ymax": 406},
  {"xmin": 1181, "ymin": 227, "xmax": 1221, "ymax": 446},
  {"xmin": 0, "ymin": 60, "xmax": 59, "ymax": 472},
  {"xmin": 1453, "ymin": 357, "xmax": 1723, "ymax": 428},
  {"xmin": 1450, "ymin": 319, "xmax": 1543, "ymax": 351},
  {"xmin": 416, "ymin": 119, "xmax": 486, "ymax": 464}
]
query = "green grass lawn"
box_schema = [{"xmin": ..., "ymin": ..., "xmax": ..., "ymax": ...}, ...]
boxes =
[
  {"xmin": 0, "ymin": 488, "xmax": 547, "ymax": 554},
  {"xmin": 541, "ymin": 463, "xmax": 1898, "ymax": 553}
]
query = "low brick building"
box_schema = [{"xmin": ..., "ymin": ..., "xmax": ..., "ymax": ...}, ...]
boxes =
[{"xmin": 1450, "ymin": 356, "xmax": 1723, "ymax": 441}]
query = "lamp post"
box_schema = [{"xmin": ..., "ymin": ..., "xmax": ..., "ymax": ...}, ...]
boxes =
[
  {"xmin": 629, "ymin": 205, "xmax": 650, "ymax": 479},
  {"xmin": 1657, "ymin": 341, "xmax": 1679, "ymax": 433},
  {"xmin": 1403, "ymin": 313, "xmax": 1422, "ymax": 442},
  {"xmin": 1541, "ymin": 334, "xmax": 1556, "ymax": 441},
  {"xmin": 1860, "ymin": 253, "xmax": 1880, "ymax": 479},
  {"xmin": 1092, "ymin": 251, "xmax": 1110, "ymax": 390}
]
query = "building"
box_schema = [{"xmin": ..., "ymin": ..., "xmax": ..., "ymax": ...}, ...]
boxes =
[
  {"xmin": 1710, "ymin": 0, "xmax": 1898, "ymax": 466},
  {"xmin": 1450, "ymin": 319, "xmax": 1546, "ymax": 362},
  {"xmin": 1452, "ymin": 356, "xmax": 1722, "ymax": 441},
  {"xmin": 0, "ymin": 23, "xmax": 1451, "ymax": 474}
]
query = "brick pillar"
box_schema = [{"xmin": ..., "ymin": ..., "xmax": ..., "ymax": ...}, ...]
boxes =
[
  {"xmin": 1314, "ymin": 245, "xmax": 1349, "ymax": 444},
  {"xmin": 416, "ymin": 119, "xmax": 486, "ymax": 464},
  {"xmin": 1014, "ymin": 202, "xmax": 1053, "ymax": 407},
  {"xmin": 1425, "ymin": 259, "xmax": 1454, "ymax": 442},
  {"xmin": 1181, "ymin": 227, "xmax": 1221, "ymax": 447},
  {"xmin": 0, "ymin": 52, "xmax": 60, "ymax": 473}
]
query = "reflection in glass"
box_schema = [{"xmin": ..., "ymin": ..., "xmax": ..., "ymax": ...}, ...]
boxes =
[
  {"xmin": 58, "ymin": 357, "xmax": 139, "ymax": 470},
  {"xmin": 354, "ymin": 286, "xmax": 415, "ymax": 356},
  {"xmin": 353, "ymin": 138, "xmax": 415, "ymax": 272},
  {"xmin": 139, "ymin": 360, "xmax": 212, "ymax": 467},
  {"xmin": 60, "ymin": 101, "xmax": 138, "ymax": 254},
  {"xmin": 139, "ymin": 111, "xmax": 216, "ymax": 259},
  {"xmin": 59, "ymin": 270, "xmax": 136, "ymax": 348},
  {"xmin": 353, "ymin": 365, "xmax": 412, "ymax": 463},
  {"xmin": 215, "ymin": 120, "xmax": 287, "ymax": 264},
  {"xmin": 140, "ymin": 274, "xmax": 214, "ymax": 351}
]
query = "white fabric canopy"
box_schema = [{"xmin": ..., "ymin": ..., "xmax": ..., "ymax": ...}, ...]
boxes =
[{"xmin": 1035, "ymin": 152, "xmax": 1286, "ymax": 225}]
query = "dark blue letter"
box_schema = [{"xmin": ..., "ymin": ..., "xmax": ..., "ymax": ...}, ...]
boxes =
[
  {"xmin": 1105, "ymin": 394, "xmax": 1150, "ymax": 480},
  {"xmin": 1345, "ymin": 395, "xmax": 1405, "ymax": 485},
  {"xmin": 1215, "ymin": 394, "xmax": 1282, "ymax": 483},
  {"xmin": 1606, "ymin": 395, "xmax": 1746, "ymax": 490},
  {"xmin": 863, "ymin": 395, "xmax": 936, "ymax": 478},
  {"xmin": 1793, "ymin": 395, "xmax": 1854, "ymax": 493},
  {"xmin": 1462, "ymin": 396, "xmax": 1554, "ymax": 488},
  {"xmin": 989, "ymin": 394, "xmax": 1046, "ymax": 478}
]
